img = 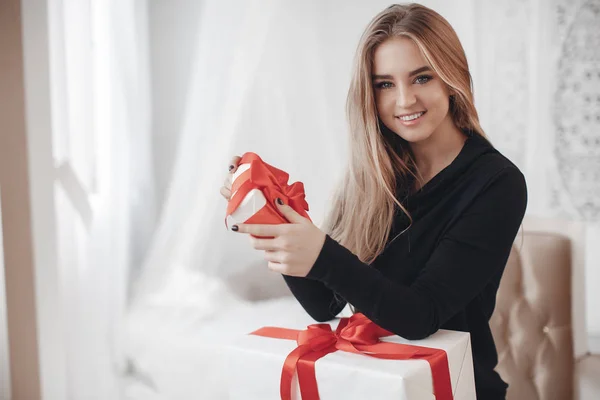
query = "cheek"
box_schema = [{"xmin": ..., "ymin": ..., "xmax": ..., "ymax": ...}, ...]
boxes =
[
  {"xmin": 375, "ymin": 93, "xmax": 395, "ymax": 117},
  {"xmin": 422, "ymin": 85, "xmax": 450, "ymax": 111}
]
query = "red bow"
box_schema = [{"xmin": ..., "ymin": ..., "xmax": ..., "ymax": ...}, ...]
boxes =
[
  {"xmin": 251, "ymin": 313, "xmax": 453, "ymax": 400},
  {"xmin": 225, "ymin": 152, "xmax": 311, "ymax": 229}
]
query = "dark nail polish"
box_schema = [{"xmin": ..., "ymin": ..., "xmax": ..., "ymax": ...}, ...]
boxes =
[
  {"xmin": 228, "ymin": 165, "xmax": 235, "ymax": 171},
  {"xmin": 231, "ymin": 225, "xmax": 239, "ymax": 231},
  {"xmin": 276, "ymin": 198, "xmax": 283, "ymax": 205}
]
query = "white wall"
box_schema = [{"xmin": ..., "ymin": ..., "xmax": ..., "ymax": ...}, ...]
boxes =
[
  {"xmin": 0, "ymin": 0, "xmax": 67, "ymax": 399},
  {"xmin": 0, "ymin": 1, "xmax": 43, "ymax": 398}
]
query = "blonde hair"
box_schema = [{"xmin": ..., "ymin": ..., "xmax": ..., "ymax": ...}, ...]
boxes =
[{"xmin": 322, "ymin": 3, "xmax": 487, "ymax": 264}]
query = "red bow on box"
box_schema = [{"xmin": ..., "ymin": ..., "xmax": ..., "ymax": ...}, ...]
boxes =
[
  {"xmin": 225, "ymin": 152, "xmax": 311, "ymax": 229},
  {"xmin": 251, "ymin": 313, "xmax": 453, "ymax": 400}
]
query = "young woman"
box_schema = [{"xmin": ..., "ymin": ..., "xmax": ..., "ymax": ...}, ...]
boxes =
[{"xmin": 221, "ymin": 4, "xmax": 526, "ymax": 399}]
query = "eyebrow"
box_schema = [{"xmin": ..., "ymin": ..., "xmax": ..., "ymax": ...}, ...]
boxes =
[{"xmin": 371, "ymin": 66, "xmax": 432, "ymax": 80}]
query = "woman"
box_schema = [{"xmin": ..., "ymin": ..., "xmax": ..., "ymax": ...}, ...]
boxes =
[{"xmin": 220, "ymin": 4, "xmax": 526, "ymax": 399}]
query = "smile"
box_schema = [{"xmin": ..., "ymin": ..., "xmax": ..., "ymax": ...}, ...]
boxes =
[
  {"xmin": 395, "ymin": 111, "xmax": 426, "ymax": 125},
  {"xmin": 397, "ymin": 111, "xmax": 425, "ymax": 121}
]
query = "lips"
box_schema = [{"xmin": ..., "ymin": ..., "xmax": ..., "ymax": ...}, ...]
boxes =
[
  {"xmin": 395, "ymin": 111, "xmax": 427, "ymax": 126},
  {"xmin": 396, "ymin": 111, "xmax": 426, "ymax": 121}
]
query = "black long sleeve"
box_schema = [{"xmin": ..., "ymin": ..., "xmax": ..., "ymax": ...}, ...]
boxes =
[
  {"xmin": 304, "ymin": 167, "xmax": 525, "ymax": 339},
  {"xmin": 282, "ymin": 133, "xmax": 526, "ymax": 399},
  {"xmin": 282, "ymin": 274, "xmax": 346, "ymax": 322}
]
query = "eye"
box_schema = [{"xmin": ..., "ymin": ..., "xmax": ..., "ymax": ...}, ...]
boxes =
[
  {"xmin": 375, "ymin": 81, "xmax": 393, "ymax": 89},
  {"xmin": 414, "ymin": 75, "xmax": 433, "ymax": 85}
]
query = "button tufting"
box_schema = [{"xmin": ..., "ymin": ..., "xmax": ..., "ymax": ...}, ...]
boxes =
[
  {"xmin": 542, "ymin": 326, "xmax": 550, "ymax": 334},
  {"xmin": 490, "ymin": 234, "xmax": 573, "ymax": 399}
]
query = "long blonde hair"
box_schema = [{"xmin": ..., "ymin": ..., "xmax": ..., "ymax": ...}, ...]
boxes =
[{"xmin": 322, "ymin": 3, "xmax": 487, "ymax": 264}]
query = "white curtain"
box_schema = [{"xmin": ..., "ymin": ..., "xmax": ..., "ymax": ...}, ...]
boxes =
[
  {"xmin": 130, "ymin": 0, "xmax": 283, "ymax": 305},
  {"xmin": 472, "ymin": 0, "xmax": 600, "ymax": 354},
  {"xmin": 130, "ymin": 0, "xmax": 394, "ymax": 309},
  {"xmin": 49, "ymin": 0, "xmax": 153, "ymax": 398},
  {"xmin": 130, "ymin": 0, "xmax": 481, "ymax": 307}
]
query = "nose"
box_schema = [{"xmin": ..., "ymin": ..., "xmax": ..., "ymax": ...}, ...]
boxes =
[{"xmin": 395, "ymin": 86, "xmax": 416, "ymax": 109}]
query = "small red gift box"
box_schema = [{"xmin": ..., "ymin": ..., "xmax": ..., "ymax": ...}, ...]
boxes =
[{"xmin": 225, "ymin": 152, "xmax": 311, "ymax": 233}]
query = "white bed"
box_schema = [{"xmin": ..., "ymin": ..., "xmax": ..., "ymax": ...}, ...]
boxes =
[
  {"xmin": 120, "ymin": 267, "xmax": 348, "ymax": 400},
  {"xmin": 122, "ymin": 297, "xmax": 297, "ymax": 399}
]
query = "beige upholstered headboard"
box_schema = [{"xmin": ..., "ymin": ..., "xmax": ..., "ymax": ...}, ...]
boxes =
[{"xmin": 490, "ymin": 231, "xmax": 574, "ymax": 399}]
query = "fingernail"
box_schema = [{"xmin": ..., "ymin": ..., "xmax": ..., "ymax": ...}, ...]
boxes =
[
  {"xmin": 276, "ymin": 198, "xmax": 283, "ymax": 205},
  {"xmin": 232, "ymin": 225, "xmax": 239, "ymax": 231},
  {"xmin": 228, "ymin": 165, "xmax": 235, "ymax": 171}
]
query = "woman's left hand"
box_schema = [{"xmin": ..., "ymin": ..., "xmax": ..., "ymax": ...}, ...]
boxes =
[{"xmin": 232, "ymin": 199, "xmax": 326, "ymax": 277}]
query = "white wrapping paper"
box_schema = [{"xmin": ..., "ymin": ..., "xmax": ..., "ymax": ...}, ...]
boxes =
[
  {"xmin": 224, "ymin": 317, "xmax": 476, "ymax": 400},
  {"xmin": 226, "ymin": 163, "xmax": 268, "ymax": 230}
]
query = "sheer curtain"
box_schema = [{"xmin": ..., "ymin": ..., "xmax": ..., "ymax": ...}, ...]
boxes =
[
  {"xmin": 129, "ymin": 0, "xmax": 360, "ymax": 309},
  {"xmin": 130, "ymin": 0, "xmax": 432, "ymax": 311},
  {"xmin": 472, "ymin": 0, "xmax": 600, "ymax": 354},
  {"xmin": 49, "ymin": 0, "xmax": 153, "ymax": 398},
  {"xmin": 129, "ymin": 0, "xmax": 477, "ymax": 310}
]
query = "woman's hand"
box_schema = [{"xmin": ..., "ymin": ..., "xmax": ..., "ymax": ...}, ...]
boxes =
[
  {"xmin": 232, "ymin": 200, "xmax": 326, "ymax": 278},
  {"xmin": 220, "ymin": 156, "xmax": 241, "ymax": 201}
]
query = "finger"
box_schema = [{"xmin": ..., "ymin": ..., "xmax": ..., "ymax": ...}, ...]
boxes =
[
  {"xmin": 234, "ymin": 223, "xmax": 284, "ymax": 237},
  {"xmin": 275, "ymin": 199, "xmax": 308, "ymax": 224},
  {"xmin": 263, "ymin": 250, "xmax": 285, "ymax": 263},
  {"xmin": 224, "ymin": 176, "xmax": 232, "ymax": 189},
  {"xmin": 220, "ymin": 186, "xmax": 231, "ymax": 200},
  {"xmin": 267, "ymin": 261, "xmax": 286, "ymax": 274},
  {"xmin": 228, "ymin": 156, "xmax": 242, "ymax": 173},
  {"xmin": 250, "ymin": 236, "xmax": 280, "ymax": 251}
]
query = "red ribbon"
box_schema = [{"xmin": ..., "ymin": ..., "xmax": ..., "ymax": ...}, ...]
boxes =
[
  {"xmin": 225, "ymin": 152, "xmax": 311, "ymax": 229},
  {"xmin": 250, "ymin": 313, "xmax": 453, "ymax": 400}
]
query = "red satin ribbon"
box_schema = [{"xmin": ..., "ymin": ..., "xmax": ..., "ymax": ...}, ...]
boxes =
[
  {"xmin": 225, "ymin": 152, "xmax": 311, "ymax": 229},
  {"xmin": 251, "ymin": 313, "xmax": 453, "ymax": 400}
]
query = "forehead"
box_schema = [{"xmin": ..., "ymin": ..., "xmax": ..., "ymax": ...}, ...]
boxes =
[{"xmin": 372, "ymin": 37, "xmax": 429, "ymax": 74}]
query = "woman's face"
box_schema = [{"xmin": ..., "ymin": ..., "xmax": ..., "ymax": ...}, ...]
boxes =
[{"xmin": 372, "ymin": 37, "xmax": 453, "ymax": 143}]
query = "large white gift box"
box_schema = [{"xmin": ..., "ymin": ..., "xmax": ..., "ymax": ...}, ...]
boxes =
[{"xmin": 224, "ymin": 315, "xmax": 476, "ymax": 399}]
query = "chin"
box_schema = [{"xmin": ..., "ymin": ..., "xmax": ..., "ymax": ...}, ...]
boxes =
[{"xmin": 390, "ymin": 125, "xmax": 434, "ymax": 144}]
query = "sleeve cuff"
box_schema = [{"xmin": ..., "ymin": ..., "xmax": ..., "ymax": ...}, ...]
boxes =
[{"xmin": 307, "ymin": 234, "xmax": 353, "ymax": 282}]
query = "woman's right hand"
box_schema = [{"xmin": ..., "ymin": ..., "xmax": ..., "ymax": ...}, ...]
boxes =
[{"xmin": 220, "ymin": 155, "xmax": 241, "ymax": 201}]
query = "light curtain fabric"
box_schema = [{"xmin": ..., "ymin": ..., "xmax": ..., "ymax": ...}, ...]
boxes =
[
  {"xmin": 49, "ymin": 0, "xmax": 153, "ymax": 398},
  {"xmin": 473, "ymin": 0, "xmax": 600, "ymax": 350}
]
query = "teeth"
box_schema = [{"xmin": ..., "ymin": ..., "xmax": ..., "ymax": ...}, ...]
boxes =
[{"xmin": 398, "ymin": 112, "xmax": 424, "ymax": 121}]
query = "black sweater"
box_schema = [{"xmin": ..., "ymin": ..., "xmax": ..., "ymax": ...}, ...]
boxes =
[{"xmin": 283, "ymin": 133, "xmax": 527, "ymax": 399}]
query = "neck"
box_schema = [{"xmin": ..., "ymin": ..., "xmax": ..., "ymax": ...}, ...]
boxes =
[{"xmin": 409, "ymin": 116, "xmax": 467, "ymax": 188}]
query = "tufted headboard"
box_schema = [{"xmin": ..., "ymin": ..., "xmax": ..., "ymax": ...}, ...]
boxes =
[{"xmin": 490, "ymin": 232, "xmax": 574, "ymax": 399}]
